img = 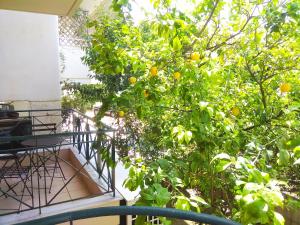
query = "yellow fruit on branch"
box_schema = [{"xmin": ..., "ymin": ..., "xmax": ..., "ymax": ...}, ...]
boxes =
[
  {"xmin": 191, "ymin": 52, "xmax": 200, "ymax": 61},
  {"xmin": 129, "ymin": 76, "xmax": 137, "ymax": 84},
  {"xmin": 118, "ymin": 110, "xmax": 125, "ymax": 117},
  {"xmin": 173, "ymin": 72, "xmax": 181, "ymax": 80},
  {"xmin": 280, "ymin": 83, "xmax": 291, "ymax": 93},
  {"xmin": 143, "ymin": 90, "xmax": 149, "ymax": 97},
  {"xmin": 231, "ymin": 107, "xmax": 240, "ymax": 116},
  {"xmin": 150, "ymin": 66, "xmax": 158, "ymax": 76}
]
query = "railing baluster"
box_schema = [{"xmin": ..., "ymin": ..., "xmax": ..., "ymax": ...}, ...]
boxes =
[
  {"xmin": 76, "ymin": 117, "xmax": 81, "ymax": 153},
  {"xmin": 85, "ymin": 123, "xmax": 90, "ymax": 160},
  {"xmin": 72, "ymin": 110, "xmax": 75, "ymax": 146}
]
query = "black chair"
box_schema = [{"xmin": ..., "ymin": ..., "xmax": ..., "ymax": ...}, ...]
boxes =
[
  {"xmin": 0, "ymin": 154, "xmax": 33, "ymax": 211},
  {"xmin": 0, "ymin": 119, "xmax": 34, "ymax": 212},
  {"xmin": 0, "ymin": 118, "xmax": 32, "ymax": 149},
  {"xmin": 21, "ymin": 137, "xmax": 66, "ymax": 194}
]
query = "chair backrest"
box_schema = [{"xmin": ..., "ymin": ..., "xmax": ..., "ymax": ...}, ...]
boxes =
[
  {"xmin": 0, "ymin": 119, "xmax": 32, "ymax": 149},
  {"xmin": 31, "ymin": 123, "xmax": 56, "ymax": 134},
  {"xmin": 10, "ymin": 120, "xmax": 32, "ymax": 136}
]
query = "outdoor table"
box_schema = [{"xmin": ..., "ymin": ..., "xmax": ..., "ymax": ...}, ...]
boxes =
[
  {"xmin": 21, "ymin": 136, "xmax": 64, "ymax": 148},
  {"xmin": 21, "ymin": 136, "xmax": 66, "ymax": 212}
]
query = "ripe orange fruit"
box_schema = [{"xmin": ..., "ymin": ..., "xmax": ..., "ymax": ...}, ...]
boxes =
[
  {"xmin": 231, "ymin": 107, "xmax": 240, "ymax": 116},
  {"xmin": 129, "ymin": 76, "xmax": 137, "ymax": 84},
  {"xmin": 118, "ymin": 111, "xmax": 125, "ymax": 117},
  {"xmin": 143, "ymin": 90, "xmax": 149, "ymax": 98},
  {"xmin": 173, "ymin": 72, "xmax": 181, "ymax": 80},
  {"xmin": 191, "ymin": 52, "xmax": 200, "ymax": 61},
  {"xmin": 150, "ymin": 67, "xmax": 158, "ymax": 76},
  {"xmin": 280, "ymin": 83, "xmax": 291, "ymax": 93}
]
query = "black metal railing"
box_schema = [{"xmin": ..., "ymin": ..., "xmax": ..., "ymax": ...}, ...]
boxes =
[
  {"xmin": 15, "ymin": 206, "xmax": 241, "ymax": 225},
  {"xmin": 0, "ymin": 109, "xmax": 116, "ymax": 216}
]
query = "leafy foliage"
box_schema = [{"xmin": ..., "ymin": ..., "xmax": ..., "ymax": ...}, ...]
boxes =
[{"xmin": 72, "ymin": 0, "xmax": 300, "ymax": 224}]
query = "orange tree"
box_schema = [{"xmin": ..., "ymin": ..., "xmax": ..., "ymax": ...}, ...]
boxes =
[{"xmin": 74, "ymin": 0, "xmax": 300, "ymax": 224}]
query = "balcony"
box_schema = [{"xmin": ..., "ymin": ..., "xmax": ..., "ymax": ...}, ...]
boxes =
[
  {"xmin": 0, "ymin": 109, "xmax": 117, "ymax": 222},
  {"xmin": 0, "ymin": 108, "xmax": 243, "ymax": 225}
]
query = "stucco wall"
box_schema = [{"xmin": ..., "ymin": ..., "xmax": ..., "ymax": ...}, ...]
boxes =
[
  {"xmin": 60, "ymin": 46, "xmax": 92, "ymax": 84},
  {"xmin": 0, "ymin": 10, "xmax": 61, "ymax": 110}
]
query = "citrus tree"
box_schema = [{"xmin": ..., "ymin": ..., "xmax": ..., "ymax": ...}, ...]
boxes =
[{"xmin": 70, "ymin": 0, "xmax": 300, "ymax": 224}]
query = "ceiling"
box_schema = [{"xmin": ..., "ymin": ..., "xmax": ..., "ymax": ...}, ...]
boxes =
[{"xmin": 0, "ymin": 0, "xmax": 83, "ymax": 16}]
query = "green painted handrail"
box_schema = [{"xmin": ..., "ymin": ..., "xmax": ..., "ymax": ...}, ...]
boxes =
[{"xmin": 15, "ymin": 206, "xmax": 241, "ymax": 225}]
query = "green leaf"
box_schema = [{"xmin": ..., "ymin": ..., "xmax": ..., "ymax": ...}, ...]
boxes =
[
  {"xmin": 273, "ymin": 212, "xmax": 285, "ymax": 225},
  {"xmin": 153, "ymin": 183, "xmax": 171, "ymax": 206},
  {"xmin": 244, "ymin": 198, "xmax": 268, "ymax": 218},
  {"xmin": 243, "ymin": 183, "xmax": 263, "ymax": 193},
  {"xmin": 211, "ymin": 153, "xmax": 231, "ymax": 163},
  {"xmin": 141, "ymin": 189, "xmax": 155, "ymax": 201},
  {"xmin": 172, "ymin": 37, "xmax": 182, "ymax": 51},
  {"xmin": 172, "ymin": 126, "xmax": 180, "ymax": 135},
  {"xmin": 285, "ymin": 137, "xmax": 300, "ymax": 149},
  {"xmin": 190, "ymin": 196, "xmax": 209, "ymax": 206},
  {"xmin": 277, "ymin": 149, "xmax": 290, "ymax": 166},
  {"xmin": 157, "ymin": 159, "xmax": 169, "ymax": 169},
  {"xmin": 135, "ymin": 215, "xmax": 146, "ymax": 225},
  {"xmin": 184, "ymin": 131, "xmax": 193, "ymax": 144},
  {"xmin": 199, "ymin": 101, "xmax": 209, "ymax": 110},
  {"xmin": 249, "ymin": 169, "xmax": 266, "ymax": 184},
  {"xmin": 294, "ymin": 146, "xmax": 300, "ymax": 157},
  {"xmin": 189, "ymin": 201, "xmax": 201, "ymax": 212},
  {"xmin": 215, "ymin": 161, "xmax": 233, "ymax": 172},
  {"xmin": 286, "ymin": 198, "xmax": 300, "ymax": 209},
  {"xmin": 175, "ymin": 196, "xmax": 191, "ymax": 211},
  {"xmin": 294, "ymin": 158, "xmax": 300, "ymax": 165},
  {"xmin": 261, "ymin": 190, "xmax": 284, "ymax": 207},
  {"xmin": 177, "ymin": 131, "xmax": 185, "ymax": 144},
  {"xmin": 159, "ymin": 217, "xmax": 172, "ymax": 225},
  {"xmin": 236, "ymin": 180, "xmax": 246, "ymax": 186}
]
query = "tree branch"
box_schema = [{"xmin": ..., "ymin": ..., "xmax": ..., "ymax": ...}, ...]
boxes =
[
  {"xmin": 244, "ymin": 58, "xmax": 268, "ymax": 111},
  {"xmin": 207, "ymin": 15, "xmax": 253, "ymax": 51},
  {"xmin": 207, "ymin": 5, "xmax": 258, "ymax": 52},
  {"xmin": 243, "ymin": 109, "xmax": 284, "ymax": 131},
  {"xmin": 198, "ymin": 0, "xmax": 220, "ymax": 36},
  {"xmin": 206, "ymin": 19, "xmax": 220, "ymax": 49},
  {"xmin": 245, "ymin": 59, "xmax": 258, "ymax": 83},
  {"xmin": 184, "ymin": 0, "xmax": 220, "ymax": 53},
  {"xmin": 258, "ymin": 82, "xmax": 267, "ymax": 111}
]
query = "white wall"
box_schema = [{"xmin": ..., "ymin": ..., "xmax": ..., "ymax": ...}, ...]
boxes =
[
  {"xmin": 60, "ymin": 46, "xmax": 92, "ymax": 84},
  {"xmin": 0, "ymin": 10, "xmax": 61, "ymax": 110}
]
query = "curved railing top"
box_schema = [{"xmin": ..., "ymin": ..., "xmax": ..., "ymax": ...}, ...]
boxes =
[{"xmin": 15, "ymin": 206, "xmax": 241, "ymax": 225}]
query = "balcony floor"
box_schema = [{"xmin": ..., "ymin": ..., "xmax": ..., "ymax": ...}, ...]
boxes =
[{"xmin": 0, "ymin": 149, "xmax": 102, "ymax": 215}]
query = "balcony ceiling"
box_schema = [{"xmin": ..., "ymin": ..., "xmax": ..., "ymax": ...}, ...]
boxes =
[{"xmin": 0, "ymin": 0, "xmax": 83, "ymax": 16}]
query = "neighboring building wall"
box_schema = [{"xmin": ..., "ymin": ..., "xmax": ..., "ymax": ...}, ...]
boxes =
[
  {"xmin": 58, "ymin": 10, "xmax": 93, "ymax": 84},
  {"xmin": 60, "ymin": 46, "xmax": 92, "ymax": 84},
  {"xmin": 0, "ymin": 10, "xmax": 61, "ymax": 110},
  {"xmin": 59, "ymin": 0, "xmax": 113, "ymax": 85}
]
